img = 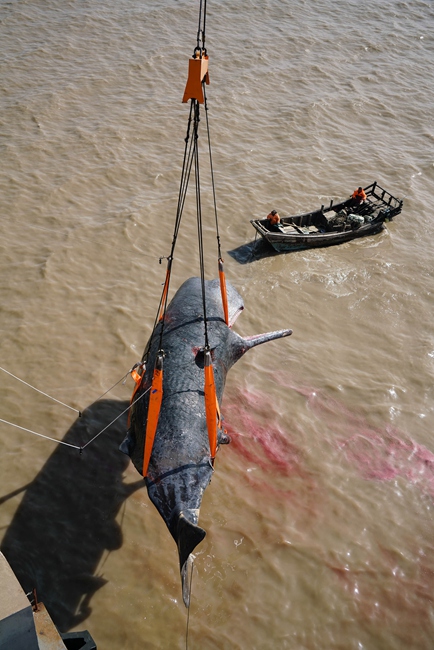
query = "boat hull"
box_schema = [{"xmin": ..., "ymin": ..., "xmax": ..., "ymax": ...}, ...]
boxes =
[
  {"xmin": 250, "ymin": 182, "xmax": 402, "ymax": 253},
  {"xmin": 263, "ymin": 222, "xmax": 385, "ymax": 252}
]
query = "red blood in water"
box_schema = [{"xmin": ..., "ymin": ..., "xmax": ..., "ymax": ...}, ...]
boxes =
[
  {"xmin": 278, "ymin": 374, "xmax": 434, "ymax": 497},
  {"xmin": 223, "ymin": 387, "xmax": 302, "ymax": 478}
]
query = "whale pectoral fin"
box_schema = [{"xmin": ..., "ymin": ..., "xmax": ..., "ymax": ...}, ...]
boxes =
[
  {"xmin": 230, "ymin": 328, "xmax": 292, "ymax": 363},
  {"xmin": 244, "ymin": 328, "xmax": 293, "ymax": 349},
  {"xmin": 218, "ymin": 430, "xmax": 231, "ymax": 445}
]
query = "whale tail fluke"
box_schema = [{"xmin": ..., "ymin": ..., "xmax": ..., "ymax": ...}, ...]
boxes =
[{"xmin": 176, "ymin": 512, "xmax": 206, "ymax": 607}]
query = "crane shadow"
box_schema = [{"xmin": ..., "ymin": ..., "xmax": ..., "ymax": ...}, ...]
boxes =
[{"xmin": 0, "ymin": 399, "xmax": 144, "ymax": 632}]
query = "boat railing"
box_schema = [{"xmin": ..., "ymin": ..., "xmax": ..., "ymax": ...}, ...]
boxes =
[{"xmin": 364, "ymin": 182, "xmax": 402, "ymax": 211}]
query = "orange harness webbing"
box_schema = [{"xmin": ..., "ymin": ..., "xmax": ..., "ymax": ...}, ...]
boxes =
[
  {"xmin": 142, "ymin": 355, "xmax": 164, "ymax": 477},
  {"xmin": 128, "ymin": 363, "xmax": 145, "ymax": 426},
  {"xmin": 204, "ymin": 349, "xmax": 218, "ymax": 462}
]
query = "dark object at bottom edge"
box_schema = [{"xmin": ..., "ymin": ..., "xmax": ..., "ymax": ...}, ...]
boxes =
[{"xmin": 61, "ymin": 630, "xmax": 97, "ymax": 650}]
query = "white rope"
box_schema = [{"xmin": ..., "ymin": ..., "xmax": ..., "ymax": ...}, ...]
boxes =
[
  {"xmin": 0, "ymin": 365, "xmax": 81, "ymax": 415},
  {"xmin": 0, "ymin": 371, "xmax": 151, "ymax": 452},
  {"xmin": 0, "ymin": 418, "xmax": 81, "ymax": 450},
  {"xmin": 81, "ymin": 385, "xmax": 151, "ymax": 449}
]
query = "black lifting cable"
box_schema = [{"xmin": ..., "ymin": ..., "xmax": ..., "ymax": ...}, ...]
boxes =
[
  {"xmin": 158, "ymin": 106, "xmax": 197, "ymax": 331},
  {"xmin": 150, "ymin": 0, "xmax": 211, "ymax": 359},
  {"xmin": 192, "ymin": 99, "xmax": 210, "ymax": 351},
  {"xmin": 203, "ymin": 83, "xmax": 222, "ymax": 260},
  {"xmin": 145, "ymin": 101, "xmax": 197, "ymax": 359},
  {"xmin": 196, "ymin": 0, "xmax": 207, "ymax": 52}
]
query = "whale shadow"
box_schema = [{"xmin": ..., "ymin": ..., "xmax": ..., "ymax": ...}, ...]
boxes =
[{"xmin": 0, "ymin": 399, "xmax": 144, "ymax": 632}]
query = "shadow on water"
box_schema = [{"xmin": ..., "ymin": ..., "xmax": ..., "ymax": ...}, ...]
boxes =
[
  {"xmin": 0, "ymin": 399, "xmax": 144, "ymax": 632},
  {"xmin": 227, "ymin": 238, "xmax": 281, "ymax": 264}
]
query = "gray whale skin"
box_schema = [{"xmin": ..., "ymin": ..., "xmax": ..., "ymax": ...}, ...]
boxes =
[{"xmin": 120, "ymin": 277, "xmax": 292, "ymax": 605}]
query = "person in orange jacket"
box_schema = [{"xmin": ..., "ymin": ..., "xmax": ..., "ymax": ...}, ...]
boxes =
[
  {"xmin": 352, "ymin": 186, "xmax": 367, "ymax": 205},
  {"xmin": 267, "ymin": 210, "xmax": 281, "ymax": 229}
]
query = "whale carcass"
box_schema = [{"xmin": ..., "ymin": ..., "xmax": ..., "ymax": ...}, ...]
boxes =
[{"xmin": 120, "ymin": 277, "xmax": 292, "ymax": 604}]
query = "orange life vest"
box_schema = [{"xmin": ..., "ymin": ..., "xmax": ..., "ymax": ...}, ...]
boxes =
[
  {"xmin": 267, "ymin": 212, "xmax": 280, "ymax": 226},
  {"xmin": 352, "ymin": 188, "xmax": 366, "ymax": 201}
]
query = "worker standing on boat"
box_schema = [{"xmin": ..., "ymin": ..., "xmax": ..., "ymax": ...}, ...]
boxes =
[
  {"xmin": 267, "ymin": 210, "xmax": 281, "ymax": 230},
  {"xmin": 352, "ymin": 186, "xmax": 367, "ymax": 205}
]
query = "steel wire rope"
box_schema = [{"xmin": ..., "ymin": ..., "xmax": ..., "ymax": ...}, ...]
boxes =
[
  {"xmin": 192, "ymin": 100, "xmax": 210, "ymax": 350},
  {"xmin": 0, "ymin": 418, "xmax": 81, "ymax": 450},
  {"xmin": 148, "ymin": 0, "xmax": 209, "ymax": 358},
  {"xmin": 147, "ymin": 101, "xmax": 196, "ymax": 357},
  {"xmin": 203, "ymin": 83, "xmax": 222, "ymax": 260},
  {"xmin": 0, "ymin": 365, "xmax": 81, "ymax": 416},
  {"xmin": 155, "ymin": 121, "xmax": 196, "ymax": 350},
  {"xmin": 0, "ymin": 371, "xmax": 149, "ymax": 452},
  {"xmin": 0, "ymin": 363, "xmax": 139, "ymax": 418},
  {"xmin": 196, "ymin": 0, "xmax": 206, "ymax": 51},
  {"xmin": 173, "ymin": 103, "xmax": 196, "ymax": 244},
  {"xmin": 81, "ymin": 386, "xmax": 151, "ymax": 450},
  {"xmin": 196, "ymin": 1, "xmax": 202, "ymax": 48}
]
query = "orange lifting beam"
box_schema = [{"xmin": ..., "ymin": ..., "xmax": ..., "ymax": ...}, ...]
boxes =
[{"xmin": 182, "ymin": 53, "xmax": 209, "ymax": 104}]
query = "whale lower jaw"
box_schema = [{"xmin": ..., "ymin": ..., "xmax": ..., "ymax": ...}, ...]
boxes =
[{"xmin": 175, "ymin": 512, "xmax": 206, "ymax": 607}]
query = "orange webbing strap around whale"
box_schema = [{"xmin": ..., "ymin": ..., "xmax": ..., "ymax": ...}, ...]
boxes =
[
  {"xmin": 204, "ymin": 349, "xmax": 217, "ymax": 463},
  {"xmin": 131, "ymin": 367, "xmax": 142, "ymax": 385},
  {"xmin": 218, "ymin": 258, "xmax": 229, "ymax": 326},
  {"xmin": 142, "ymin": 355, "xmax": 164, "ymax": 477},
  {"xmin": 128, "ymin": 364, "xmax": 145, "ymax": 426}
]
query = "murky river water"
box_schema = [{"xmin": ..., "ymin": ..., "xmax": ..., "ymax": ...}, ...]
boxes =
[{"xmin": 1, "ymin": 0, "xmax": 434, "ymax": 648}]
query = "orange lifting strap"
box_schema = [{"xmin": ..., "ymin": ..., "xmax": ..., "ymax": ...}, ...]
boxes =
[
  {"xmin": 131, "ymin": 367, "xmax": 142, "ymax": 385},
  {"xmin": 142, "ymin": 354, "xmax": 164, "ymax": 477},
  {"xmin": 128, "ymin": 363, "xmax": 145, "ymax": 426},
  {"xmin": 218, "ymin": 258, "xmax": 229, "ymax": 326},
  {"xmin": 182, "ymin": 53, "xmax": 209, "ymax": 104},
  {"xmin": 204, "ymin": 349, "xmax": 218, "ymax": 462}
]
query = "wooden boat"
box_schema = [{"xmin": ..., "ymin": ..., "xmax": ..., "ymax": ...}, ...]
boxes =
[{"xmin": 250, "ymin": 182, "xmax": 403, "ymax": 252}]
